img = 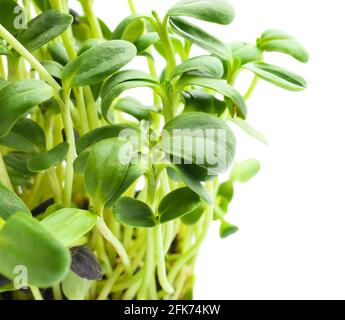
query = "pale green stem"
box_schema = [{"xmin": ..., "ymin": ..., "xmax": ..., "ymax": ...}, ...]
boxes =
[
  {"xmin": 137, "ymin": 228, "xmax": 155, "ymax": 300},
  {"xmin": 30, "ymin": 286, "xmax": 43, "ymax": 300},
  {"xmin": 168, "ymin": 206, "xmax": 213, "ymax": 284},
  {"xmin": 81, "ymin": 0, "xmax": 103, "ymax": 39},
  {"xmin": 50, "ymin": 0, "xmax": 77, "ymax": 59},
  {"xmin": 73, "ymin": 87, "xmax": 90, "ymax": 135},
  {"xmin": 0, "ymin": 24, "xmax": 60, "ymax": 91},
  {"xmin": 154, "ymin": 225, "xmax": 174, "ymax": 294},
  {"xmin": 0, "ymin": 56, "xmax": 5, "ymax": 78},
  {"xmin": 0, "ymin": 152, "xmax": 13, "ymax": 191},
  {"xmin": 96, "ymin": 216, "xmax": 130, "ymax": 267},
  {"xmin": 244, "ymin": 76, "xmax": 259, "ymax": 100},
  {"xmin": 58, "ymin": 91, "xmax": 76, "ymax": 206},
  {"xmin": 128, "ymin": 0, "xmax": 136, "ymax": 13},
  {"xmin": 97, "ymin": 265, "xmax": 124, "ymax": 300},
  {"xmin": 84, "ymin": 86, "xmax": 101, "ymax": 129},
  {"xmin": 47, "ymin": 168, "xmax": 62, "ymax": 204}
]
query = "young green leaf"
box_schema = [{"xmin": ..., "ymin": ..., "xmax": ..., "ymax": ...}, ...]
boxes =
[
  {"xmin": 112, "ymin": 13, "xmax": 151, "ymax": 40},
  {"xmin": 47, "ymin": 42, "xmax": 69, "ymax": 66},
  {"xmin": 183, "ymin": 90, "xmax": 226, "ymax": 116},
  {"xmin": 180, "ymin": 203, "xmax": 206, "ymax": 225},
  {"xmin": 230, "ymin": 117, "xmax": 268, "ymax": 145},
  {"xmin": 167, "ymin": 164, "xmax": 211, "ymax": 204},
  {"xmin": 62, "ymin": 271, "xmax": 92, "ymax": 300},
  {"xmin": 0, "ymin": 118, "xmax": 46, "ymax": 153},
  {"xmin": 0, "ymin": 183, "xmax": 31, "ymax": 220},
  {"xmin": 177, "ymin": 76, "xmax": 247, "ymax": 119},
  {"xmin": 41, "ymin": 60, "xmax": 64, "ymax": 79},
  {"xmin": 162, "ymin": 112, "xmax": 236, "ymax": 176},
  {"xmin": 134, "ymin": 33, "xmax": 160, "ymax": 54},
  {"xmin": 231, "ymin": 159, "xmax": 261, "ymax": 183},
  {"xmin": 18, "ymin": 10, "xmax": 73, "ymax": 52},
  {"xmin": 122, "ymin": 19, "xmax": 145, "ymax": 43},
  {"xmin": 41, "ymin": 208, "xmax": 97, "ymax": 247},
  {"xmin": 257, "ymin": 29, "xmax": 309, "ymax": 63},
  {"xmin": 0, "ymin": 212, "xmax": 70, "ymax": 287},
  {"xmin": 169, "ymin": 17, "xmax": 229, "ymax": 60},
  {"xmin": 243, "ymin": 62, "xmax": 307, "ymax": 91},
  {"xmin": 0, "ymin": 0, "xmax": 22, "ymax": 35},
  {"xmin": 229, "ymin": 42, "xmax": 262, "ymax": 65},
  {"xmin": 4, "ymin": 152, "xmax": 36, "ymax": 177},
  {"xmin": 220, "ymin": 221, "xmax": 239, "ymax": 238},
  {"xmin": 27, "ymin": 142, "xmax": 69, "ymax": 172},
  {"xmin": 217, "ymin": 179, "xmax": 234, "ymax": 212},
  {"xmin": 170, "ymin": 55, "xmax": 224, "ymax": 80},
  {"xmin": 167, "ymin": 0, "xmax": 235, "ymax": 25},
  {"xmin": 101, "ymin": 80, "xmax": 163, "ymax": 123},
  {"xmin": 76, "ymin": 124, "xmax": 139, "ymax": 154},
  {"xmin": 113, "ymin": 197, "xmax": 156, "ymax": 228},
  {"xmin": 115, "ymin": 97, "xmax": 154, "ymax": 121},
  {"xmin": 158, "ymin": 187, "xmax": 201, "ymax": 223},
  {"xmin": 77, "ymin": 39, "xmax": 105, "ymax": 56},
  {"xmin": 84, "ymin": 138, "xmax": 133, "ymax": 209},
  {"xmin": 62, "ymin": 40, "xmax": 137, "ymax": 88},
  {"xmin": 101, "ymin": 69, "xmax": 158, "ymax": 98},
  {"xmin": 0, "ymin": 80, "xmax": 55, "ymax": 137},
  {"xmin": 110, "ymin": 163, "xmax": 149, "ymax": 205}
]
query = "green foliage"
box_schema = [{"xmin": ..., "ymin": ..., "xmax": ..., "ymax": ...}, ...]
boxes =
[{"xmin": 0, "ymin": 0, "xmax": 308, "ymax": 300}]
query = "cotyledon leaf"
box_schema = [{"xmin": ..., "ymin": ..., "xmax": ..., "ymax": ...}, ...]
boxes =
[
  {"xmin": 169, "ymin": 17, "xmax": 229, "ymax": 60},
  {"xmin": 101, "ymin": 80, "xmax": 163, "ymax": 123},
  {"xmin": 113, "ymin": 197, "xmax": 156, "ymax": 228},
  {"xmin": 0, "ymin": 118, "xmax": 46, "ymax": 153},
  {"xmin": 177, "ymin": 76, "xmax": 247, "ymax": 119},
  {"xmin": 27, "ymin": 142, "xmax": 69, "ymax": 172},
  {"xmin": 0, "ymin": 80, "xmax": 55, "ymax": 137},
  {"xmin": 170, "ymin": 55, "xmax": 224, "ymax": 80},
  {"xmin": 112, "ymin": 13, "xmax": 152, "ymax": 40},
  {"xmin": 158, "ymin": 187, "xmax": 201, "ymax": 223},
  {"xmin": 62, "ymin": 40, "xmax": 137, "ymax": 88},
  {"xmin": 18, "ymin": 10, "xmax": 73, "ymax": 52},
  {"xmin": 162, "ymin": 112, "xmax": 236, "ymax": 176},
  {"xmin": 101, "ymin": 69, "xmax": 158, "ymax": 98},
  {"xmin": 0, "ymin": 183, "xmax": 31, "ymax": 220},
  {"xmin": 0, "ymin": 212, "xmax": 71, "ymax": 288},
  {"xmin": 167, "ymin": 0, "xmax": 235, "ymax": 25},
  {"xmin": 41, "ymin": 208, "xmax": 97, "ymax": 247},
  {"xmin": 243, "ymin": 62, "xmax": 307, "ymax": 91},
  {"xmin": 257, "ymin": 29, "xmax": 309, "ymax": 63},
  {"xmin": 84, "ymin": 138, "xmax": 133, "ymax": 209}
]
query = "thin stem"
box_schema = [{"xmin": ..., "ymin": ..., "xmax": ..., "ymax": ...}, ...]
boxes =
[
  {"xmin": 50, "ymin": 0, "xmax": 77, "ymax": 59},
  {"xmin": 57, "ymin": 92, "xmax": 76, "ymax": 206},
  {"xmin": 0, "ymin": 24, "xmax": 60, "ymax": 91},
  {"xmin": 168, "ymin": 205, "xmax": 213, "ymax": 284},
  {"xmin": 128, "ymin": 0, "xmax": 136, "ymax": 13},
  {"xmin": 0, "ymin": 56, "xmax": 5, "ymax": 78},
  {"xmin": 152, "ymin": 12, "xmax": 176, "ymax": 74},
  {"xmin": 244, "ymin": 76, "xmax": 259, "ymax": 100},
  {"xmin": 137, "ymin": 228, "xmax": 155, "ymax": 300},
  {"xmin": 96, "ymin": 216, "xmax": 130, "ymax": 267},
  {"xmin": 30, "ymin": 286, "xmax": 43, "ymax": 300},
  {"xmin": 47, "ymin": 168, "xmax": 62, "ymax": 204},
  {"xmin": 0, "ymin": 151, "xmax": 13, "ymax": 191},
  {"xmin": 154, "ymin": 225, "xmax": 174, "ymax": 294},
  {"xmin": 81, "ymin": 0, "xmax": 103, "ymax": 39}
]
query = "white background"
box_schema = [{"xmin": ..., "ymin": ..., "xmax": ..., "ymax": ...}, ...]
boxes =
[{"xmin": 70, "ymin": 0, "xmax": 345, "ymax": 300}]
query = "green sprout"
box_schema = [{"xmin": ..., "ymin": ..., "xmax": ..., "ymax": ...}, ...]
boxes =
[{"xmin": 0, "ymin": 0, "xmax": 308, "ymax": 300}]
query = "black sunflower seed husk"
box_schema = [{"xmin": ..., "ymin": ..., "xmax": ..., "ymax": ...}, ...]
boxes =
[{"xmin": 70, "ymin": 246, "xmax": 102, "ymax": 280}]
